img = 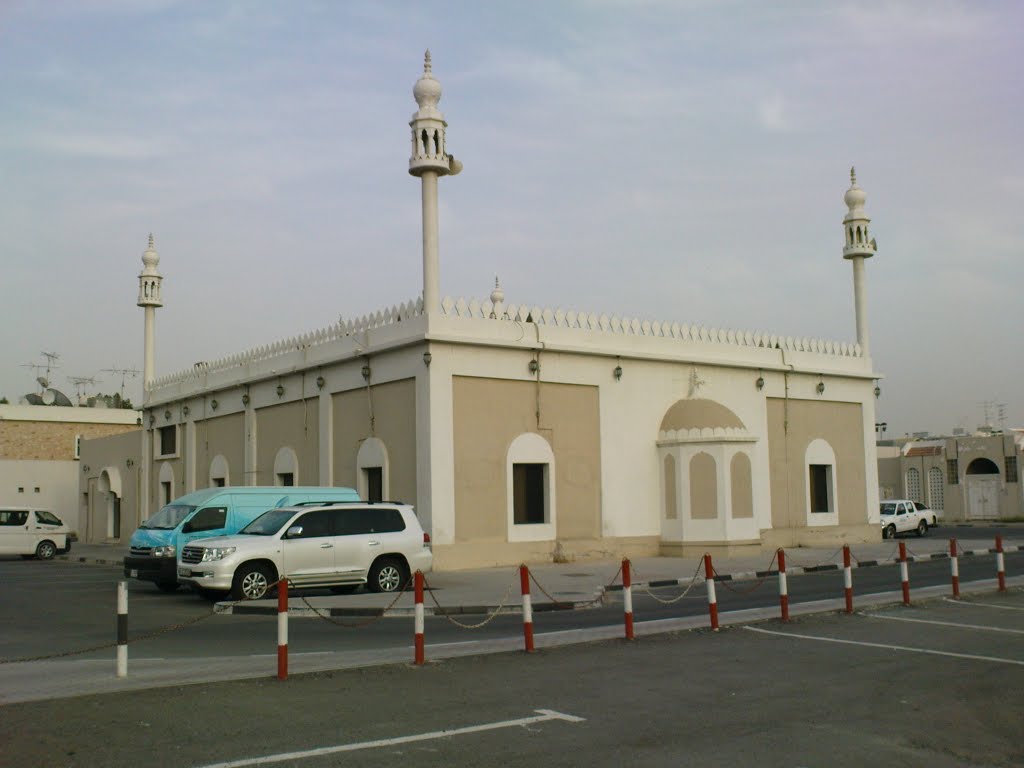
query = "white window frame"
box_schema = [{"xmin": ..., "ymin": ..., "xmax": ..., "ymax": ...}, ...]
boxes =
[
  {"xmin": 273, "ymin": 446, "xmax": 298, "ymax": 486},
  {"xmin": 805, "ymin": 438, "xmax": 838, "ymax": 526},
  {"xmin": 210, "ymin": 455, "xmax": 230, "ymax": 488},
  {"xmin": 356, "ymin": 437, "xmax": 390, "ymax": 502},
  {"xmin": 506, "ymin": 432, "xmax": 556, "ymax": 543}
]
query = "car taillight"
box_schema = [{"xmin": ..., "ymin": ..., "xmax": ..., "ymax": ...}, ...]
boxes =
[{"xmin": 423, "ymin": 532, "xmax": 431, "ymax": 546}]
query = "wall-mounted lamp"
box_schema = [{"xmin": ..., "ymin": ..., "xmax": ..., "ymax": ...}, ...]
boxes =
[
  {"xmin": 241, "ymin": 393, "xmax": 250, "ymax": 406},
  {"xmin": 276, "ymin": 384, "xmax": 285, "ymax": 397},
  {"xmin": 164, "ymin": 409, "xmax": 171, "ymax": 420},
  {"xmin": 316, "ymin": 375, "xmax": 325, "ymax": 389},
  {"xmin": 148, "ymin": 413, "xmax": 155, "ymax": 426},
  {"xmin": 423, "ymin": 351, "xmax": 432, "ymax": 367},
  {"xmin": 528, "ymin": 359, "xmax": 539, "ymax": 375},
  {"xmin": 82, "ymin": 464, "xmax": 90, "ymax": 473},
  {"xmin": 874, "ymin": 383, "xmax": 881, "ymax": 399},
  {"xmin": 210, "ymin": 399, "xmax": 218, "ymax": 411},
  {"xmin": 613, "ymin": 365, "xmax": 623, "ymax": 381},
  {"xmin": 182, "ymin": 405, "xmax": 190, "ymax": 417},
  {"xmin": 126, "ymin": 458, "xmax": 134, "ymax": 468},
  {"xmin": 816, "ymin": 380, "xmax": 826, "ymax": 395},
  {"xmin": 361, "ymin": 364, "xmax": 371, "ymax": 380},
  {"xmin": 756, "ymin": 375, "xmax": 765, "ymax": 391}
]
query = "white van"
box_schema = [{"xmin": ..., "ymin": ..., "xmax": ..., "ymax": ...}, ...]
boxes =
[{"xmin": 0, "ymin": 507, "xmax": 72, "ymax": 560}]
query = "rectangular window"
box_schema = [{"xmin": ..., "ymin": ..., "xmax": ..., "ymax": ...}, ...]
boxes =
[
  {"xmin": 1007, "ymin": 456, "xmax": 1019, "ymax": 484},
  {"xmin": 74, "ymin": 434, "xmax": 82, "ymax": 460},
  {"xmin": 513, "ymin": 463, "xmax": 547, "ymax": 524},
  {"xmin": 0, "ymin": 510, "xmax": 29, "ymax": 526},
  {"xmin": 808, "ymin": 464, "xmax": 832, "ymax": 514},
  {"xmin": 277, "ymin": 472, "xmax": 294, "ymax": 487},
  {"xmin": 364, "ymin": 467, "xmax": 383, "ymax": 503},
  {"xmin": 183, "ymin": 506, "xmax": 228, "ymax": 534},
  {"xmin": 161, "ymin": 481, "xmax": 172, "ymax": 506},
  {"xmin": 212, "ymin": 477, "xmax": 226, "ymax": 488},
  {"xmin": 158, "ymin": 426, "xmax": 177, "ymax": 457},
  {"xmin": 947, "ymin": 459, "xmax": 959, "ymax": 485}
]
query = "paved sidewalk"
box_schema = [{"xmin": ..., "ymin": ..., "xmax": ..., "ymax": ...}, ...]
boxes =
[{"xmin": 56, "ymin": 528, "xmax": 1016, "ymax": 617}]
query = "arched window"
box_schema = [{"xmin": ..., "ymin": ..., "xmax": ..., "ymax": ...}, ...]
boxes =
[
  {"xmin": 506, "ymin": 433, "xmax": 556, "ymax": 542},
  {"xmin": 689, "ymin": 452, "xmax": 717, "ymax": 520},
  {"xmin": 730, "ymin": 452, "xmax": 753, "ymax": 519},
  {"xmin": 966, "ymin": 458, "xmax": 1000, "ymax": 475},
  {"xmin": 906, "ymin": 468, "xmax": 921, "ymax": 502},
  {"xmin": 273, "ymin": 446, "xmax": 298, "ymax": 487},
  {"xmin": 158, "ymin": 462, "xmax": 175, "ymax": 507},
  {"xmin": 356, "ymin": 437, "xmax": 389, "ymax": 503},
  {"xmin": 805, "ymin": 438, "xmax": 838, "ymax": 525},
  {"xmin": 663, "ymin": 454, "xmax": 677, "ymax": 520},
  {"xmin": 210, "ymin": 455, "xmax": 229, "ymax": 488},
  {"xmin": 928, "ymin": 467, "xmax": 944, "ymax": 509}
]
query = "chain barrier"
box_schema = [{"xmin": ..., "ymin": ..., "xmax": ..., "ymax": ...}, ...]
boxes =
[
  {"xmin": 852, "ymin": 543, "xmax": 900, "ymax": 566},
  {"xmin": 424, "ymin": 570, "xmax": 520, "ymax": 629},
  {"xmin": 783, "ymin": 547, "xmax": 843, "ymax": 570},
  {"xmin": 297, "ymin": 579, "xmax": 410, "ymax": 629},
  {"xmin": 630, "ymin": 559, "xmax": 704, "ymax": 605},
  {"xmin": 712, "ymin": 550, "xmax": 778, "ymax": 595}
]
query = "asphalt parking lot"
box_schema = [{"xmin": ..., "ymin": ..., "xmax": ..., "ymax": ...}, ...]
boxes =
[{"xmin": 3, "ymin": 587, "xmax": 1022, "ymax": 767}]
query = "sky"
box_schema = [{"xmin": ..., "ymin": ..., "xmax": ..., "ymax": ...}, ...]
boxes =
[{"xmin": 1, "ymin": 0, "xmax": 1021, "ymax": 438}]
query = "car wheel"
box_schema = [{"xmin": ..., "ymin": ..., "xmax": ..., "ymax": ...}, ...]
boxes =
[
  {"xmin": 368, "ymin": 557, "xmax": 407, "ymax": 593},
  {"xmin": 917, "ymin": 520, "xmax": 928, "ymax": 537},
  {"xmin": 329, "ymin": 584, "xmax": 361, "ymax": 595},
  {"xmin": 35, "ymin": 540, "xmax": 57, "ymax": 560},
  {"xmin": 232, "ymin": 563, "xmax": 275, "ymax": 600},
  {"xmin": 156, "ymin": 581, "xmax": 180, "ymax": 593},
  {"xmin": 884, "ymin": 525, "xmax": 896, "ymax": 540}
]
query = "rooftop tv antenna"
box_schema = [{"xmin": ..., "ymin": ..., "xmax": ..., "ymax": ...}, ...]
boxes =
[
  {"xmin": 67, "ymin": 375, "xmax": 98, "ymax": 401},
  {"xmin": 21, "ymin": 352, "xmax": 61, "ymax": 392},
  {"xmin": 102, "ymin": 366, "xmax": 140, "ymax": 398}
]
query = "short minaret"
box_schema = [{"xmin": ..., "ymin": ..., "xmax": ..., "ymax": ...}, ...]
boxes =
[
  {"xmin": 137, "ymin": 234, "xmax": 163, "ymax": 397},
  {"xmin": 409, "ymin": 50, "xmax": 461, "ymax": 314},
  {"xmin": 842, "ymin": 168, "xmax": 877, "ymax": 357}
]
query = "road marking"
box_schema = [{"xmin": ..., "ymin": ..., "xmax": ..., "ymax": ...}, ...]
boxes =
[
  {"xmin": 744, "ymin": 626, "xmax": 1024, "ymax": 666},
  {"xmin": 861, "ymin": 613, "xmax": 1024, "ymax": 634},
  {"xmin": 942, "ymin": 598, "xmax": 1024, "ymax": 612},
  {"xmin": 193, "ymin": 709, "xmax": 584, "ymax": 768}
]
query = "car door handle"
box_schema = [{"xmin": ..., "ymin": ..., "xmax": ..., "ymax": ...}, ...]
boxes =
[
  {"xmin": 320, "ymin": 542, "xmax": 334, "ymax": 549},
  {"xmin": 368, "ymin": 540, "xmax": 381, "ymax": 547}
]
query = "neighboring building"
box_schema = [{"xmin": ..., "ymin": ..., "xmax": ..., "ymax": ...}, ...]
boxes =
[
  {"xmin": 85, "ymin": 52, "xmax": 885, "ymax": 569},
  {"xmin": 0, "ymin": 404, "xmax": 140, "ymax": 537},
  {"xmin": 878, "ymin": 430, "xmax": 1023, "ymax": 521}
]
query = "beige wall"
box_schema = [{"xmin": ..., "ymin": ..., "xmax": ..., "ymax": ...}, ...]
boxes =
[
  {"xmin": 731, "ymin": 452, "xmax": 753, "ymax": 519},
  {"xmin": 255, "ymin": 399, "xmax": 319, "ymax": 486},
  {"xmin": 1, "ymin": 420, "xmax": 138, "ymax": 461},
  {"xmin": 451, "ymin": 376, "xmax": 601, "ymax": 544},
  {"xmin": 332, "ymin": 379, "xmax": 417, "ymax": 503},
  {"xmin": 767, "ymin": 398, "xmax": 867, "ymax": 529},
  {"xmin": 81, "ymin": 429, "xmax": 143, "ymax": 543},
  {"xmin": 195, "ymin": 412, "xmax": 245, "ymax": 487}
]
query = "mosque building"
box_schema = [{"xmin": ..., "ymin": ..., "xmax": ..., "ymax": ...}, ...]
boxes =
[{"xmin": 83, "ymin": 52, "xmax": 882, "ymax": 568}]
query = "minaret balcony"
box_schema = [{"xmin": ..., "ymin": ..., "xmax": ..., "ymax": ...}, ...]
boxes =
[
  {"xmin": 409, "ymin": 155, "xmax": 453, "ymax": 177},
  {"xmin": 842, "ymin": 243, "xmax": 875, "ymax": 259}
]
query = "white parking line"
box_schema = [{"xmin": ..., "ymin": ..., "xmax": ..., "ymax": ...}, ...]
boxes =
[
  {"xmin": 193, "ymin": 709, "xmax": 585, "ymax": 768},
  {"xmin": 942, "ymin": 597, "xmax": 1024, "ymax": 611},
  {"xmin": 861, "ymin": 613, "xmax": 1024, "ymax": 634},
  {"xmin": 744, "ymin": 626, "xmax": 1024, "ymax": 666}
]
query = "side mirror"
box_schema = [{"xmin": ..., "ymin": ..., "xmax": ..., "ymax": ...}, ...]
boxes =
[{"xmin": 285, "ymin": 525, "xmax": 304, "ymax": 539}]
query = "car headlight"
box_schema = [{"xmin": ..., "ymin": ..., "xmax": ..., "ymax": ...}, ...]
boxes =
[
  {"xmin": 152, "ymin": 545, "xmax": 176, "ymax": 557},
  {"xmin": 201, "ymin": 547, "xmax": 236, "ymax": 562}
]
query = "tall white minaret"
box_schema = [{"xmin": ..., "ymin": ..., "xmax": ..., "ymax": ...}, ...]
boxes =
[
  {"xmin": 842, "ymin": 168, "xmax": 877, "ymax": 357},
  {"xmin": 409, "ymin": 50, "xmax": 461, "ymax": 314},
  {"xmin": 137, "ymin": 234, "xmax": 163, "ymax": 398}
]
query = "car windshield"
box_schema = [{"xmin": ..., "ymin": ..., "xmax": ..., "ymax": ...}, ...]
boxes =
[
  {"xmin": 880, "ymin": 502, "xmax": 896, "ymax": 516},
  {"xmin": 239, "ymin": 509, "xmax": 295, "ymax": 536},
  {"xmin": 142, "ymin": 504, "xmax": 196, "ymax": 530},
  {"xmin": 34, "ymin": 510, "xmax": 63, "ymax": 526}
]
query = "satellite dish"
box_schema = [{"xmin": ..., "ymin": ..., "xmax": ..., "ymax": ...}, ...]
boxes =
[
  {"xmin": 37, "ymin": 376, "xmax": 49, "ymax": 389},
  {"xmin": 41, "ymin": 389, "xmax": 56, "ymax": 405}
]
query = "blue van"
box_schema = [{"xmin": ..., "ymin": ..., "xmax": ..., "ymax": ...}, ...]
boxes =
[{"xmin": 123, "ymin": 486, "xmax": 360, "ymax": 592}]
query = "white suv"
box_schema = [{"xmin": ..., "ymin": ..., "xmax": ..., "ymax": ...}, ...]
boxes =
[
  {"xmin": 176, "ymin": 502, "xmax": 432, "ymax": 600},
  {"xmin": 880, "ymin": 499, "xmax": 930, "ymax": 539}
]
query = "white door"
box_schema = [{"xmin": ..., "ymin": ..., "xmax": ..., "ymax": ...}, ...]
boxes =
[
  {"xmin": 279, "ymin": 510, "xmax": 336, "ymax": 584},
  {"xmin": 967, "ymin": 477, "xmax": 1000, "ymax": 519}
]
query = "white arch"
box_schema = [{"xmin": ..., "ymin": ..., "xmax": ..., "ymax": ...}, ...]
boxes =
[
  {"xmin": 356, "ymin": 437, "xmax": 389, "ymax": 501},
  {"xmin": 97, "ymin": 466, "xmax": 123, "ymax": 498},
  {"xmin": 158, "ymin": 462, "xmax": 175, "ymax": 506},
  {"xmin": 805, "ymin": 438, "xmax": 838, "ymax": 526},
  {"xmin": 210, "ymin": 455, "xmax": 230, "ymax": 487},
  {"xmin": 506, "ymin": 432, "xmax": 556, "ymax": 543},
  {"xmin": 273, "ymin": 446, "xmax": 299, "ymax": 486}
]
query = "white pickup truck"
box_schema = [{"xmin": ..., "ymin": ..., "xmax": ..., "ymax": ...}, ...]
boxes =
[{"xmin": 880, "ymin": 499, "xmax": 931, "ymax": 539}]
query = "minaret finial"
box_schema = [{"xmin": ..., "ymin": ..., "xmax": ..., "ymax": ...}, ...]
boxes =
[
  {"xmin": 148, "ymin": 233, "xmax": 155, "ymax": 249},
  {"xmin": 424, "ymin": 49, "xmax": 432, "ymax": 74},
  {"xmin": 850, "ymin": 166, "xmax": 857, "ymax": 186}
]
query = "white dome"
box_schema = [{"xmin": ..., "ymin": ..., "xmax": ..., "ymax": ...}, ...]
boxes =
[
  {"xmin": 413, "ymin": 50, "xmax": 441, "ymax": 110},
  {"xmin": 844, "ymin": 167, "xmax": 866, "ymax": 210}
]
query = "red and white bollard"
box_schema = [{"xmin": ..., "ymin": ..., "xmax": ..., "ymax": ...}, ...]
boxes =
[
  {"xmin": 704, "ymin": 554, "xmax": 719, "ymax": 630},
  {"xmin": 899, "ymin": 542, "xmax": 910, "ymax": 606},
  {"xmin": 277, "ymin": 579, "xmax": 288, "ymax": 680},
  {"xmin": 996, "ymin": 535, "xmax": 1006, "ymax": 592},
  {"xmin": 414, "ymin": 571, "xmax": 425, "ymax": 665},
  {"xmin": 520, "ymin": 564, "xmax": 535, "ymax": 652},
  {"xmin": 116, "ymin": 581, "xmax": 128, "ymax": 678},
  {"xmin": 843, "ymin": 545, "xmax": 854, "ymax": 614},
  {"xmin": 777, "ymin": 549, "xmax": 789, "ymax": 622},
  {"xmin": 622, "ymin": 558, "xmax": 634, "ymax": 640},
  {"xmin": 949, "ymin": 538, "xmax": 960, "ymax": 598}
]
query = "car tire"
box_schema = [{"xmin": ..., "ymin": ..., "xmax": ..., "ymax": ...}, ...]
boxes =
[
  {"xmin": 35, "ymin": 540, "xmax": 57, "ymax": 560},
  {"xmin": 367, "ymin": 557, "xmax": 407, "ymax": 593},
  {"xmin": 232, "ymin": 563, "xmax": 276, "ymax": 601},
  {"xmin": 329, "ymin": 584, "xmax": 361, "ymax": 595},
  {"xmin": 884, "ymin": 525, "xmax": 896, "ymax": 540},
  {"xmin": 156, "ymin": 581, "xmax": 180, "ymax": 593},
  {"xmin": 62, "ymin": 541, "xmax": 72, "ymax": 554},
  {"xmin": 917, "ymin": 520, "xmax": 928, "ymax": 537}
]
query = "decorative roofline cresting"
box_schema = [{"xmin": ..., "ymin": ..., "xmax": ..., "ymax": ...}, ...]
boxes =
[{"xmin": 151, "ymin": 295, "xmax": 862, "ymax": 390}]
